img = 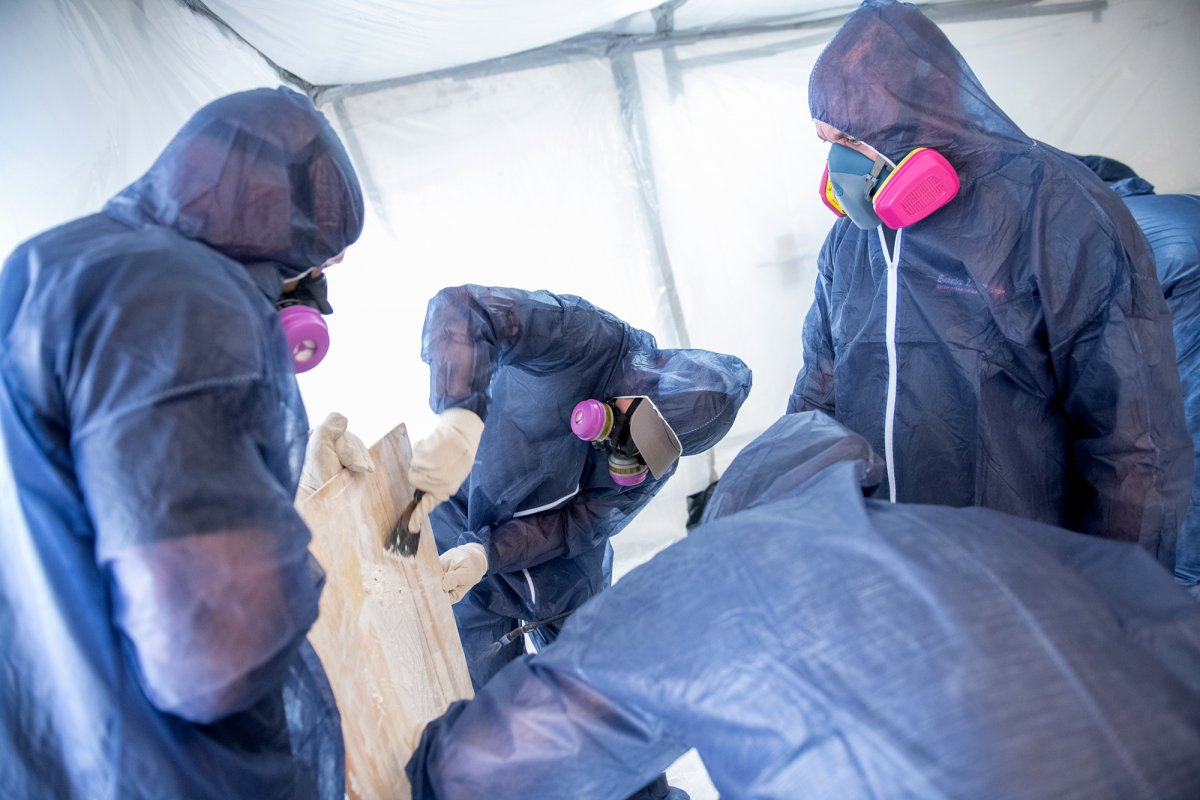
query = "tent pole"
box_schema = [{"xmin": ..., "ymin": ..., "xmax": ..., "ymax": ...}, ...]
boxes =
[
  {"xmin": 609, "ymin": 47, "xmax": 691, "ymax": 352},
  {"xmin": 611, "ymin": 46, "xmax": 723, "ymax": 485},
  {"xmin": 177, "ymin": 0, "xmax": 316, "ymax": 95},
  {"xmin": 328, "ymin": 99, "xmax": 392, "ymax": 231}
]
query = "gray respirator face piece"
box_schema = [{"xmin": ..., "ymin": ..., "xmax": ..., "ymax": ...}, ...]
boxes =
[{"xmin": 827, "ymin": 142, "xmax": 893, "ymax": 230}]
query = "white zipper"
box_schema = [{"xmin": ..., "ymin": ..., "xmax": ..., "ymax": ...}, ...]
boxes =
[
  {"xmin": 877, "ymin": 225, "xmax": 904, "ymax": 503},
  {"xmin": 521, "ymin": 568, "xmax": 538, "ymax": 609}
]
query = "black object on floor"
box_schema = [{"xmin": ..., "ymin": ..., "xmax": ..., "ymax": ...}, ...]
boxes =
[{"xmin": 686, "ymin": 480, "xmax": 719, "ymax": 531}]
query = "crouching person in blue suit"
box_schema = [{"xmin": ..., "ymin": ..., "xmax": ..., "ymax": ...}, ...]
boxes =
[
  {"xmin": 407, "ymin": 411, "xmax": 1200, "ymax": 800},
  {"xmin": 405, "ymin": 285, "xmax": 752, "ymax": 800}
]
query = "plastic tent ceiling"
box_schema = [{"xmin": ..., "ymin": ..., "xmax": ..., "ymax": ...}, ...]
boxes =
[{"xmin": 190, "ymin": 0, "xmax": 1097, "ymax": 87}]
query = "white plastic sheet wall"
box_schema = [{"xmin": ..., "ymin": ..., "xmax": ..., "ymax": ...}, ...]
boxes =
[
  {"xmin": 0, "ymin": 0, "xmax": 279, "ymax": 260},
  {"xmin": 2, "ymin": 0, "xmax": 1199, "ymax": 572}
]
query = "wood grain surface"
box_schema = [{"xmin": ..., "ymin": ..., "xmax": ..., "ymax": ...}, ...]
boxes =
[{"xmin": 297, "ymin": 423, "xmax": 473, "ymax": 800}]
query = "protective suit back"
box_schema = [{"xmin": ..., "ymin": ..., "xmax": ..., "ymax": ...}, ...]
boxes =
[
  {"xmin": 0, "ymin": 87, "xmax": 363, "ymax": 799},
  {"xmin": 409, "ymin": 412, "xmax": 1200, "ymax": 800}
]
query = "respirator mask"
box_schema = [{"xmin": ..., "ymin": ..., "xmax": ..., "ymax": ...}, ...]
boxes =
[
  {"xmin": 819, "ymin": 142, "xmax": 960, "ymax": 230},
  {"xmin": 570, "ymin": 396, "xmax": 683, "ymax": 487},
  {"xmin": 276, "ymin": 269, "xmax": 333, "ymax": 373}
]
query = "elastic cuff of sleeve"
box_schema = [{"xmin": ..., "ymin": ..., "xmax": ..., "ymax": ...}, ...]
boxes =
[
  {"xmin": 433, "ymin": 398, "xmax": 489, "ymax": 423},
  {"xmin": 457, "ymin": 526, "xmax": 492, "ymax": 570},
  {"xmin": 439, "ymin": 407, "xmax": 485, "ymax": 438}
]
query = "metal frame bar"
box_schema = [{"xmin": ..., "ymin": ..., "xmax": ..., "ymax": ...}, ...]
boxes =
[
  {"xmin": 609, "ymin": 46, "xmax": 692, "ymax": 351},
  {"xmin": 177, "ymin": 0, "xmax": 316, "ymax": 94},
  {"xmin": 313, "ymin": 0, "xmax": 1106, "ymax": 105}
]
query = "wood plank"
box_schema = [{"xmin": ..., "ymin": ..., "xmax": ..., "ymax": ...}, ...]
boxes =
[{"xmin": 297, "ymin": 423, "xmax": 473, "ymax": 800}]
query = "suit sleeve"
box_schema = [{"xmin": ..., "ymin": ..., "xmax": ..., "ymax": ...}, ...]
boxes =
[
  {"xmin": 1045, "ymin": 204, "xmax": 1192, "ymax": 566},
  {"xmin": 69, "ymin": 268, "xmax": 322, "ymax": 724},
  {"xmin": 788, "ymin": 236, "xmax": 838, "ymax": 415}
]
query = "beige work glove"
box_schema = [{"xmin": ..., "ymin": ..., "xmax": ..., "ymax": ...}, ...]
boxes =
[
  {"xmin": 407, "ymin": 408, "xmax": 484, "ymax": 532},
  {"xmin": 298, "ymin": 412, "xmax": 374, "ymax": 499},
  {"xmin": 439, "ymin": 542, "xmax": 488, "ymax": 603}
]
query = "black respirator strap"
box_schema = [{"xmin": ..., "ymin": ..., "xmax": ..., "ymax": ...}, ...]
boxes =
[
  {"xmin": 278, "ymin": 270, "xmax": 333, "ymax": 315},
  {"xmin": 604, "ymin": 397, "xmax": 645, "ymax": 462}
]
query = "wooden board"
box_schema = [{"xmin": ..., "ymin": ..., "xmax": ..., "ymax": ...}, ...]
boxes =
[{"xmin": 297, "ymin": 423, "xmax": 473, "ymax": 800}]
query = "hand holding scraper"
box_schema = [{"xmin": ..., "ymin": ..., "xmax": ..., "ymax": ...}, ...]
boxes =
[
  {"xmin": 390, "ymin": 408, "xmax": 484, "ymax": 558},
  {"xmin": 386, "ymin": 490, "xmax": 425, "ymax": 557}
]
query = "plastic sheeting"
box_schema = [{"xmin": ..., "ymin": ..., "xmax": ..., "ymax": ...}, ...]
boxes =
[
  {"xmin": 190, "ymin": 0, "xmax": 988, "ymax": 79},
  {"xmin": 0, "ymin": 0, "xmax": 279, "ymax": 260},
  {"xmin": 407, "ymin": 412, "xmax": 1200, "ymax": 800},
  {"xmin": 603, "ymin": 0, "xmax": 909, "ymax": 34}
]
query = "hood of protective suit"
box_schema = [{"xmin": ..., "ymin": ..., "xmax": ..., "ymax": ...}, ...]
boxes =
[
  {"xmin": 614, "ymin": 346, "xmax": 751, "ymax": 457},
  {"xmin": 104, "ymin": 86, "xmax": 364, "ymax": 276},
  {"xmin": 702, "ymin": 412, "xmax": 883, "ymax": 522},
  {"xmin": 809, "ymin": 0, "xmax": 1028, "ymax": 182}
]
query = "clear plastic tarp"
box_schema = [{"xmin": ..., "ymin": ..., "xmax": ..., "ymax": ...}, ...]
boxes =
[
  {"xmin": 199, "ymin": 0, "xmax": 663, "ymax": 85},
  {"xmin": 0, "ymin": 0, "xmax": 278, "ymax": 260}
]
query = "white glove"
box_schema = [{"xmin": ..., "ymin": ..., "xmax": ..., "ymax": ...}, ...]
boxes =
[
  {"xmin": 298, "ymin": 412, "xmax": 374, "ymax": 499},
  {"xmin": 407, "ymin": 408, "xmax": 484, "ymax": 532},
  {"xmin": 439, "ymin": 543, "xmax": 488, "ymax": 603}
]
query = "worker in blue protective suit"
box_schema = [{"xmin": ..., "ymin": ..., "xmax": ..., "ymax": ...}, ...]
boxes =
[
  {"xmin": 788, "ymin": 0, "xmax": 1191, "ymax": 568},
  {"xmin": 1072, "ymin": 153, "xmax": 1200, "ymax": 590},
  {"xmin": 406, "ymin": 410, "xmax": 1200, "ymax": 800},
  {"xmin": 405, "ymin": 285, "xmax": 750, "ymax": 800},
  {"xmin": 0, "ymin": 87, "xmax": 365, "ymax": 799}
]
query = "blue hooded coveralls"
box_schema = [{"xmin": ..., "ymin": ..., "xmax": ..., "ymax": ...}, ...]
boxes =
[
  {"xmin": 788, "ymin": 0, "xmax": 1191, "ymax": 568},
  {"xmin": 0, "ymin": 87, "xmax": 364, "ymax": 799},
  {"xmin": 1073, "ymin": 154, "xmax": 1200, "ymax": 587},
  {"xmin": 421, "ymin": 285, "xmax": 752, "ymax": 689},
  {"xmin": 407, "ymin": 411, "xmax": 1200, "ymax": 800}
]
